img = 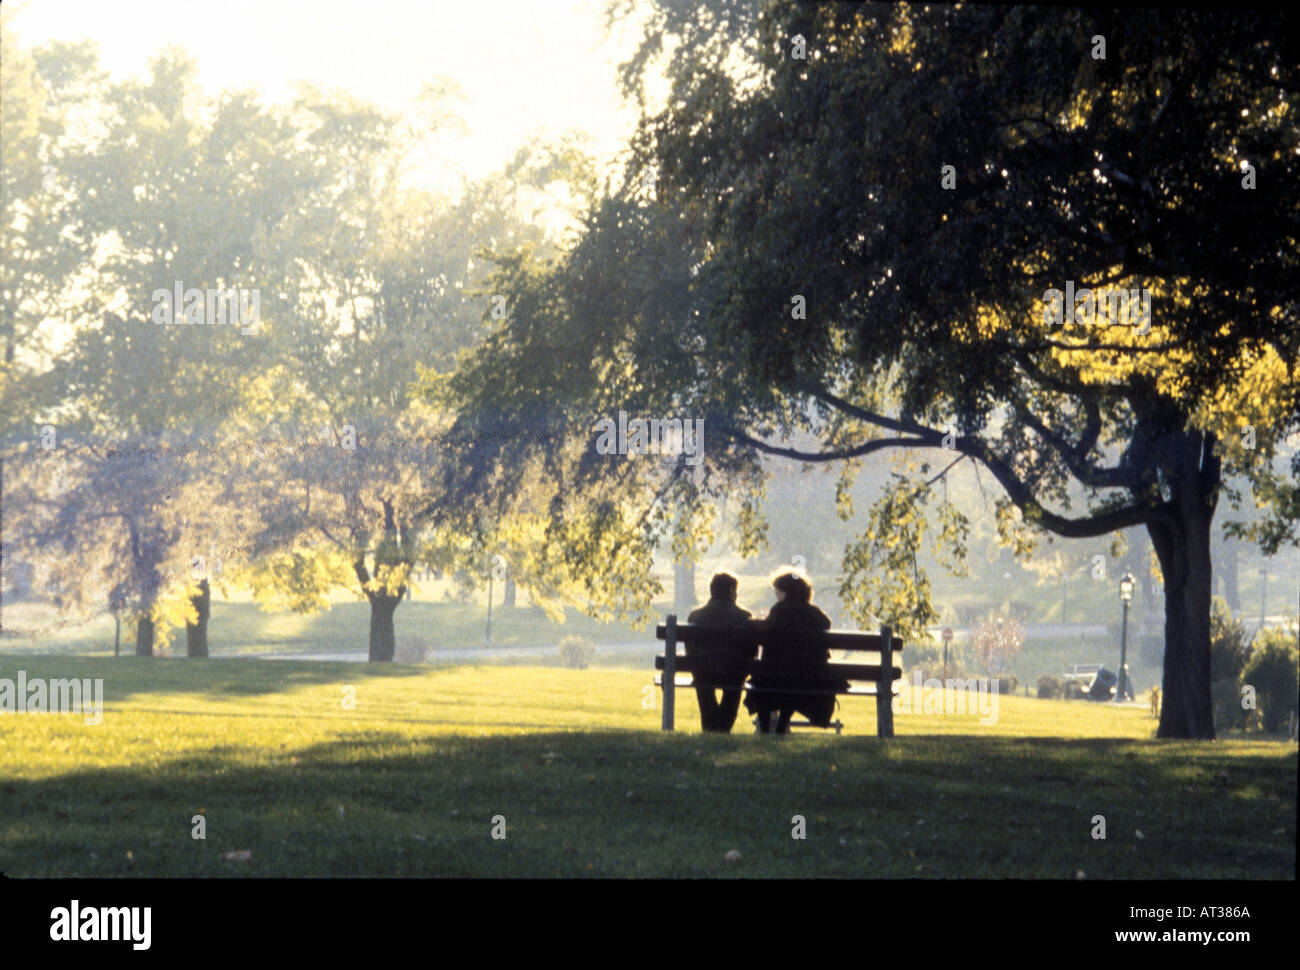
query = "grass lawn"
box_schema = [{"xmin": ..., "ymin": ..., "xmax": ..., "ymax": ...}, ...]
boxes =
[
  {"xmin": 0, "ymin": 595, "xmax": 653, "ymax": 657},
  {"xmin": 0, "ymin": 656, "xmax": 1294, "ymax": 878}
]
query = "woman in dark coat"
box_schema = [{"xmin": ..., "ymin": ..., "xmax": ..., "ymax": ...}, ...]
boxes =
[{"xmin": 745, "ymin": 572, "xmax": 849, "ymax": 733}]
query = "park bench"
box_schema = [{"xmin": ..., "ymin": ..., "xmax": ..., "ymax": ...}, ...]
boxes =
[{"xmin": 653, "ymin": 615, "xmax": 902, "ymax": 737}]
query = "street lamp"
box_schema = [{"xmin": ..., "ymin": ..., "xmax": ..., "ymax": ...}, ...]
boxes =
[{"xmin": 1116, "ymin": 572, "xmax": 1134, "ymax": 702}]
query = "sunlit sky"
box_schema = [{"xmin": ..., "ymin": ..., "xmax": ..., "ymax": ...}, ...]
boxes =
[{"xmin": 6, "ymin": 0, "xmax": 665, "ymax": 192}]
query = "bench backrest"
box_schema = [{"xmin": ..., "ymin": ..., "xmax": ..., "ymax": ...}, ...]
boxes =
[{"xmin": 655, "ymin": 622, "xmax": 894, "ymax": 653}]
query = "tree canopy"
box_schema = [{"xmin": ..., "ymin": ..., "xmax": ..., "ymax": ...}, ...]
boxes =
[{"xmin": 435, "ymin": 2, "xmax": 1298, "ymax": 738}]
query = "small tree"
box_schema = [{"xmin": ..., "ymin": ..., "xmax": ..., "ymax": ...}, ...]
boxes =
[{"xmin": 971, "ymin": 613, "xmax": 1025, "ymax": 676}]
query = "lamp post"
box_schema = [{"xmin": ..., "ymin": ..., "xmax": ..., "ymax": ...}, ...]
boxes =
[{"xmin": 1116, "ymin": 572, "xmax": 1134, "ymax": 702}]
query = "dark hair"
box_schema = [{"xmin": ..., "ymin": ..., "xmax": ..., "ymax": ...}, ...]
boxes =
[
  {"xmin": 772, "ymin": 571, "xmax": 812, "ymax": 603},
  {"xmin": 709, "ymin": 572, "xmax": 739, "ymax": 601}
]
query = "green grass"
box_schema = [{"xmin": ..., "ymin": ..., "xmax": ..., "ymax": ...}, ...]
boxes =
[{"xmin": 1, "ymin": 656, "xmax": 1293, "ymax": 878}]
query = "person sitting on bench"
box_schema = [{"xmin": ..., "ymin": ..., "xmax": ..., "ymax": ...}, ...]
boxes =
[
  {"xmin": 745, "ymin": 572, "xmax": 847, "ymax": 734},
  {"xmin": 685, "ymin": 572, "xmax": 756, "ymax": 732}
]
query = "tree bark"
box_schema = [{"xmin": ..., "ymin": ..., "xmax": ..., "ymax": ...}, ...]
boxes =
[
  {"xmin": 503, "ymin": 576, "xmax": 517, "ymax": 607},
  {"xmin": 367, "ymin": 591, "xmax": 400, "ymax": 663},
  {"xmin": 186, "ymin": 578, "xmax": 210, "ymax": 658},
  {"xmin": 135, "ymin": 614, "xmax": 154, "ymax": 657},
  {"xmin": 1149, "ymin": 438, "xmax": 1219, "ymax": 739}
]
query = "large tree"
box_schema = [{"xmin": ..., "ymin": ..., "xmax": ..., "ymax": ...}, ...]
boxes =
[
  {"xmin": 235, "ymin": 88, "xmax": 600, "ymax": 660},
  {"xmin": 435, "ymin": 2, "xmax": 1298, "ymax": 738}
]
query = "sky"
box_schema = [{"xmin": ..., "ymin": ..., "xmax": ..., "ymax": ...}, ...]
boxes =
[{"xmin": 6, "ymin": 0, "xmax": 665, "ymax": 192}]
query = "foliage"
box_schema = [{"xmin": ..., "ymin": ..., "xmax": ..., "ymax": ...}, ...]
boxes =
[
  {"xmin": 971, "ymin": 614, "xmax": 1025, "ymax": 676},
  {"xmin": 1208, "ymin": 598, "xmax": 1253, "ymax": 731},
  {"xmin": 557, "ymin": 635, "xmax": 598, "ymax": 669},
  {"xmin": 901, "ymin": 640, "xmax": 942, "ymax": 670},
  {"xmin": 1241, "ymin": 625, "xmax": 1300, "ymax": 733},
  {"xmin": 1037, "ymin": 675, "xmax": 1063, "ymax": 699},
  {"xmin": 1209, "ymin": 598, "xmax": 1252, "ymax": 683},
  {"xmin": 437, "ymin": 1, "xmax": 1299, "ymax": 737}
]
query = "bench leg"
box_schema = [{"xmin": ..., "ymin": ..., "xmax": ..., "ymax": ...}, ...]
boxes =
[{"xmin": 661, "ymin": 614, "xmax": 677, "ymax": 732}]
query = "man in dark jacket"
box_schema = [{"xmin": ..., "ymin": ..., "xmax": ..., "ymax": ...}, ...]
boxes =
[{"xmin": 686, "ymin": 572, "xmax": 756, "ymax": 732}]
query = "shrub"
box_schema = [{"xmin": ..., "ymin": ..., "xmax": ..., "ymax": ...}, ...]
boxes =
[
  {"xmin": 991, "ymin": 674, "xmax": 1018, "ymax": 695},
  {"xmin": 395, "ymin": 638, "xmax": 429, "ymax": 663},
  {"xmin": 903, "ymin": 641, "xmax": 942, "ymax": 669},
  {"xmin": 1037, "ymin": 675, "xmax": 1063, "ymax": 699},
  {"xmin": 916, "ymin": 662, "xmax": 976, "ymax": 683},
  {"xmin": 558, "ymin": 635, "xmax": 597, "ymax": 669},
  {"xmin": 1063, "ymin": 680, "xmax": 1085, "ymax": 700},
  {"xmin": 1241, "ymin": 627, "xmax": 1299, "ymax": 733},
  {"xmin": 1209, "ymin": 599, "xmax": 1256, "ymax": 733},
  {"xmin": 1210, "ymin": 599, "xmax": 1252, "ymax": 682},
  {"xmin": 1211, "ymin": 677, "xmax": 1248, "ymax": 733}
]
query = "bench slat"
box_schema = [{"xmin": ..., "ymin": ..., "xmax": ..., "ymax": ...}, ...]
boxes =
[
  {"xmin": 654, "ymin": 675, "xmax": 896, "ymax": 697},
  {"xmin": 653, "ymin": 656, "xmax": 900, "ymax": 681},
  {"xmin": 655, "ymin": 623, "xmax": 893, "ymax": 653}
]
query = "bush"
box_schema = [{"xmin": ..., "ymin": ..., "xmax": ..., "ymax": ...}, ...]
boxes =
[
  {"xmin": 1211, "ymin": 677, "xmax": 1249, "ymax": 733},
  {"xmin": 1210, "ymin": 599, "xmax": 1252, "ymax": 682},
  {"xmin": 991, "ymin": 674, "xmax": 1018, "ymax": 695},
  {"xmin": 395, "ymin": 638, "xmax": 429, "ymax": 663},
  {"xmin": 1241, "ymin": 627, "xmax": 1299, "ymax": 733},
  {"xmin": 558, "ymin": 635, "xmax": 597, "ymax": 669},
  {"xmin": 902, "ymin": 641, "xmax": 942, "ymax": 669},
  {"xmin": 1037, "ymin": 675, "xmax": 1063, "ymax": 699},
  {"xmin": 915, "ymin": 662, "xmax": 976, "ymax": 683},
  {"xmin": 1063, "ymin": 680, "xmax": 1085, "ymax": 700},
  {"xmin": 1209, "ymin": 599, "xmax": 1256, "ymax": 733}
]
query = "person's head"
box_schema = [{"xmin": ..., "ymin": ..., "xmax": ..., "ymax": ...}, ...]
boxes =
[
  {"xmin": 771, "ymin": 571, "xmax": 812, "ymax": 604},
  {"xmin": 709, "ymin": 571, "xmax": 739, "ymax": 603}
]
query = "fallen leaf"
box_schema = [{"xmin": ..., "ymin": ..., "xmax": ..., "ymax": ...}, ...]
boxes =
[
  {"xmin": 222, "ymin": 850, "xmax": 252, "ymax": 861},
  {"xmin": 724, "ymin": 850, "xmax": 743, "ymax": 862}
]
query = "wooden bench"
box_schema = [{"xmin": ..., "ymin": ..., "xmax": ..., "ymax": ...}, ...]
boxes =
[{"xmin": 653, "ymin": 615, "xmax": 902, "ymax": 737}]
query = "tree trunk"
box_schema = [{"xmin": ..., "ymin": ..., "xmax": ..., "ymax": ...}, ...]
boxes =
[
  {"xmin": 186, "ymin": 578, "xmax": 210, "ymax": 658},
  {"xmin": 503, "ymin": 576, "xmax": 517, "ymax": 607},
  {"xmin": 135, "ymin": 614, "xmax": 154, "ymax": 657},
  {"xmin": 367, "ymin": 592, "xmax": 400, "ymax": 662},
  {"xmin": 1149, "ymin": 442, "xmax": 1218, "ymax": 739}
]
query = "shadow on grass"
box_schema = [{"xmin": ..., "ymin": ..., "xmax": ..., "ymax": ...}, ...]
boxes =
[
  {"xmin": 0, "ymin": 655, "xmax": 429, "ymax": 706},
  {"xmin": 2, "ymin": 729, "xmax": 1293, "ymax": 879}
]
